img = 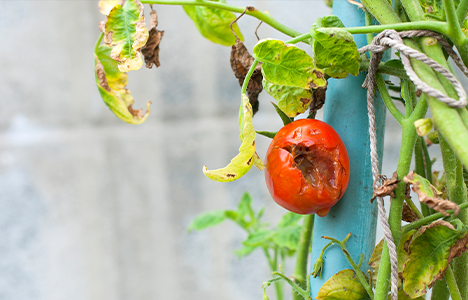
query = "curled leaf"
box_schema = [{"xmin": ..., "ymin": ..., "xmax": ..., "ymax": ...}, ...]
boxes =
[
  {"xmin": 141, "ymin": 9, "xmax": 164, "ymax": 68},
  {"xmin": 203, "ymin": 94, "xmax": 264, "ymax": 182},
  {"xmin": 253, "ymin": 39, "xmax": 327, "ymax": 90},
  {"xmin": 414, "ymin": 118, "xmax": 433, "ymax": 136},
  {"xmin": 402, "ymin": 220, "xmax": 468, "ymax": 298},
  {"xmin": 404, "ymin": 171, "xmax": 460, "ymax": 216},
  {"xmin": 402, "ymin": 203, "xmax": 419, "ymax": 222},
  {"xmin": 183, "ymin": 3, "xmax": 243, "ymax": 46},
  {"xmin": 104, "ymin": 0, "xmax": 149, "ymax": 72},
  {"xmin": 230, "ymin": 41, "xmax": 263, "ymax": 114},
  {"xmin": 371, "ymin": 172, "xmax": 400, "ymax": 202},
  {"xmin": 95, "ymin": 45, "xmax": 150, "ymax": 124}
]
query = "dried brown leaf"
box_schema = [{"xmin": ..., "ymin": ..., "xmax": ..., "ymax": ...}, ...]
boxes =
[
  {"xmin": 308, "ymin": 87, "xmax": 327, "ymax": 119},
  {"xmin": 402, "ymin": 203, "xmax": 419, "ymax": 222},
  {"xmin": 230, "ymin": 40, "xmax": 263, "ymax": 115},
  {"xmin": 371, "ymin": 172, "xmax": 400, "ymax": 203},
  {"xmin": 404, "ymin": 171, "xmax": 460, "ymax": 216},
  {"xmin": 95, "ymin": 58, "xmax": 111, "ymax": 92},
  {"xmin": 141, "ymin": 9, "xmax": 164, "ymax": 68}
]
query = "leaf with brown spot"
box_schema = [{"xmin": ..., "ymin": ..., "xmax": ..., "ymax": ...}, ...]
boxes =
[
  {"xmin": 371, "ymin": 172, "xmax": 400, "ymax": 202},
  {"xmin": 316, "ymin": 269, "xmax": 370, "ymax": 300},
  {"xmin": 141, "ymin": 9, "xmax": 164, "ymax": 69},
  {"xmin": 95, "ymin": 45, "xmax": 150, "ymax": 124},
  {"xmin": 402, "ymin": 219, "xmax": 468, "ymax": 298},
  {"xmin": 308, "ymin": 86, "xmax": 327, "ymax": 119},
  {"xmin": 262, "ymin": 78, "xmax": 312, "ymax": 118},
  {"xmin": 404, "ymin": 171, "xmax": 460, "ymax": 216},
  {"xmin": 230, "ymin": 41, "xmax": 263, "ymax": 115}
]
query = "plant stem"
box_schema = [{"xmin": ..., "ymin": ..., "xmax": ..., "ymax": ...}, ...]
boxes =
[
  {"xmin": 322, "ymin": 234, "xmax": 374, "ymax": 300},
  {"xmin": 446, "ymin": 265, "xmax": 463, "ymax": 300},
  {"xmin": 241, "ymin": 59, "xmax": 259, "ymax": 95},
  {"xmin": 375, "ymin": 74, "xmax": 405, "ymax": 124},
  {"xmin": 415, "ymin": 136, "xmax": 431, "ymax": 217},
  {"xmin": 440, "ymin": 135, "xmax": 468, "ymax": 300},
  {"xmin": 402, "ymin": 202, "xmax": 468, "ymax": 232},
  {"xmin": 456, "ymin": 0, "xmax": 468, "ymax": 24},
  {"xmin": 94, "ymin": 33, "xmax": 104, "ymax": 54},
  {"xmin": 292, "ymin": 214, "xmax": 314, "ymax": 300},
  {"xmin": 346, "ymin": 21, "xmax": 447, "ymax": 35},
  {"xmin": 285, "ymin": 33, "xmax": 311, "ymax": 44},
  {"xmin": 360, "ymin": 61, "xmax": 410, "ymax": 80},
  {"xmin": 272, "ymin": 272, "xmax": 310, "ymax": 300},
  {"xmin": 140, "ymin": 0, "xmax": 301, "ymax": 38}
]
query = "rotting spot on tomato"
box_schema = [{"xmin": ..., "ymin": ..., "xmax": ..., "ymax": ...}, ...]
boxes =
[{"xmin": 264, "ymin": 119, "xmax": 350, "ymax": 216}]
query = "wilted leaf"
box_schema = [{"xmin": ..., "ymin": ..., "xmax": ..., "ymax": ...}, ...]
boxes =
[
  {"xmin": 95, "ymin": 45, "xmax": 150, "ymax": 124},
  {"xmin": 253, "ymin": 39, "xmax": 327, "ymax": 90},
  {"xmin": 368, "ymin": 231, "xmax": 414, "ymax": 287},
  {"xmin": 371, "ymin": 172, "xmax": 400, "ymax": 202},
  {"xmin": 203, "ymin": 94, "xmax": 264, "ymax": 182},
  {"xmin": 141, "ymin": 9, "xmax": 164, "ymax": 68},
  {"xmin": 243, "ymin": 229, "xmax": 275, "ymax": 247},
  {"xmin": 98, "ymin": 0, "xmax": 124, "ymax": 15},
  {"xmin": 316, "ymin": 269, "xmax": 370, "ymax": 300},
  {"xmin": 230, "ymin": 41, "xmax": 263, "ymax": 114},
  {"xmin": 311, "ymin": 27, "xmax": 360, "ymax": 78},
  {"xmin": 404, "ymin": 171, "xmax": 460, "ymax": 216},
  {"xmin": 188, "ymin": 210, "xmax": 227, "ymax": 231},
  {"xmin": 402, "ymin": 203, "xmax": 419, "ymax": 222},
  {"xmin": 104, "ymin": 0, "xmax": 149, "ymax": 72},
  {"xmin": 309, "ymin": 86, "xmax": 327, "ymax": 119},
  {"xmin": 402, "ymin": 220, "xmax": 468, "ymax": 298},
  {"xmin": 274, "ymin": 225, "xmax": 301, "ymax": 250},
  {"xmin": 183, "ymin": 2, "xmax": 243, "ymax": 46},
  {"xmin": 262, "ymin": 79, "xmax": 312, "ymax": 117}
]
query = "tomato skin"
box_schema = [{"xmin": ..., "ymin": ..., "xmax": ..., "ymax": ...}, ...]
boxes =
[{"xmin": 264, "ymin": 119, "xmax": 350, "ymax": 217}]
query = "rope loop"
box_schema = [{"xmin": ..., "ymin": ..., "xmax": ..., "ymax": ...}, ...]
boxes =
[{"xmin": 360, "ymin": 29, "xmax": 467, "ymax": 108}]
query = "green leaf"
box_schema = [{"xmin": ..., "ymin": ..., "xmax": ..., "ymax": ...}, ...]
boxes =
[
  {"xmin": 311, "ymin": 27, "xmax": 360, "ymax": 78},
  {"xmin": 278, "ymin": 212, "xmax": 303, "ymax": 228},
  {"xmin": 95, "ymin": 45, "xmax": 150, "ymax": 124},
  {"xmin": 235, "ymin": 245, "xmax": 257, "ymax": 257},
  {"xmin": 273, "ymin": 225, "xmax": 301, "ymax": 250},
  {"xmin": 312, "ymin": 15, "xmax": 345, "ymax": 29},
  {"xmin": 238, "ymin": 192, "xmax": 255, "ymax": 221},
  {"xmin": 316, "ymin": 269, "xmax": 371, "ymax": 300},
  {"xmin": 183, "ymin": 1, "xmax": 243, "ymax": 46},
  {"xmin": 263, "ymin": 79, "xmax": 312, "ymax": 117},
  {"xmin": 187, "ymin": 210, "xmax": 227, "ymax": 231},
  {"xmin": 271, "ymin": 102, "xmax": 293, "ymax": 125},
  {"xmin": 203, "ymin": 94, "xmax": 264, "ymax": 182},
  {"xmin": 243, "ymin": 229, "xmax": 275, "ymax": 247},
  {"xmin": 397, "ymin": 290, "xmax": 425, "ymax": 300},
  {"xmin": 253, "ymin": 39, "xmax": 327, "ymax": 89},
  {"xmin": 256, "ymin": 130, "xmax": 277, "ymax": 139},
  {"xmin": 384, "ymin": 59, "xmax": 404, "ymax": 69},
  {"xmin": 402, "ymin": 220, "xmax": 468, "ymax": 298},
  {"xmin": 104, "ymin": 0, "xmax": 149, "ymax": 72}
]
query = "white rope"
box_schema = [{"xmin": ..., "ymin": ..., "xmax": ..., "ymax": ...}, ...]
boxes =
[{"xmin": 359, "ymin": 29, "xmax": 468, "ymax": 300}]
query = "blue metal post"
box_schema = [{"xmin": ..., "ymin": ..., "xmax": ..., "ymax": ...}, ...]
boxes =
[{"xmin": 309, "ymin": 0, "xmax": 387, "ymax": 297}]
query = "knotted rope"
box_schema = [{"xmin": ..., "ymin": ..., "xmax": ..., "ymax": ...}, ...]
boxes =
[{"xmin": 359, "ymin": 29, "xmax": 468, "ymax": 300}]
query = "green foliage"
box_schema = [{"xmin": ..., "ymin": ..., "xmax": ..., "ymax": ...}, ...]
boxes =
[
  {"xmin": 402, "ymin": 220, "xmax": 468, "ymax": 298},
  {"xmin": 253, "ymin": 39, "xmax": 327, "ymax": 89},
  {"xmin": 271, "ymin": 102, "xmax": 294, "ymax": 126},
  {"xmin": 183, "ymin": 1, "xmax": 243, "ymax": 46},
  {"xmin": 188, "ymin": 192, "xmax": 304, "ymax": 259},
  {"xmin": 256, "ymin": 131, "xmax": 277, "ymax": 139},
  {"xmin": 310, "ymin": 15, "xmax": 360, "ymax": 78},
  {"xmin": 262, "ymin": 79, "xmax": 313, "ymax": 118},
  {"xmin": 104, "ymin": 0, "xmax": 149, "ymax": 72},
  {"xmin": 316, "ymin": 269, "xmax": 370, "ymax": 300}
]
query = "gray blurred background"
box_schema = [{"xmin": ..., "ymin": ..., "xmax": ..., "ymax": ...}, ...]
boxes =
[{"xmin": 0, "ymin": 1, "xmax": 464, "ymax": 300}]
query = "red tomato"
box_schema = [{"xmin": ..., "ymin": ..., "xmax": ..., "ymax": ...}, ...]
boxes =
[{"xmin": 264, "ymin": 119, "xmax": 350, "ymax": 217}]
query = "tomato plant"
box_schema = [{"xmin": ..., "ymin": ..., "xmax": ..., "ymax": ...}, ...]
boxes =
[
  {"xmin": 92, "ymin": 0, "xmax": 468, "ymax": 300},
  {"xmin": 264, "ymin": 119, "xmax": 350, "ymax": 216}
]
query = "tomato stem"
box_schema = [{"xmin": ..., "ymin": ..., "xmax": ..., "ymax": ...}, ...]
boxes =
[{"xmin": 291, "ymin": 214, "xmax": 314, "ymax": 300}]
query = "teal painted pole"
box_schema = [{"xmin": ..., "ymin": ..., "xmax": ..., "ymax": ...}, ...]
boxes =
[{"xmin": 309, "ymin": 0, "xmax": 386, "ymax": 297}]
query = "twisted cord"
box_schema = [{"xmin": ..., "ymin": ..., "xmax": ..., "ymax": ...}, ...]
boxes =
[{"xmin": 360, "ymin": 29, "xmax": 468, "ymax": 300}]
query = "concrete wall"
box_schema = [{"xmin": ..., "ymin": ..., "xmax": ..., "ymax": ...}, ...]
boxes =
[{"xmin": 0, "ymin": 1, "xmax": 461, "ymax": 300}]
